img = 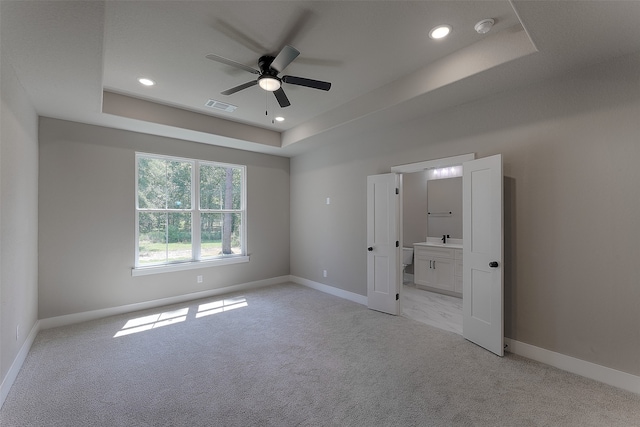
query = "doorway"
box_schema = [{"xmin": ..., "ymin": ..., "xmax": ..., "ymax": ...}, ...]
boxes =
[
  {"xmin": 399, "ymin": 165, "xmax": 464, "ymax": 335},
  {"xmin": 367, "ymin": 153, "xmax": 504, "ymax": 355}
]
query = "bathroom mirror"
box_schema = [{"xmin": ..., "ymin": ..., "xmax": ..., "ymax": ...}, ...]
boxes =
[{"xmin": 427, "ymin": 177, "xmax": 462, "ymax": 238}]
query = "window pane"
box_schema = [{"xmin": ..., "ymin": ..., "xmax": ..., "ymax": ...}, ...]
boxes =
[
  {"xmin": 168, "ymin": 160, "xmax": 191, "ymax": 209},
  {"xmin": 138, "ymin": 212, "xmax": 167, "ymax": 265},
  {"xmin": 200, "ymin": 164, "xmax": 242, "ymax": 210},
  {"xmin": 138, "ymin": 158, "xmax": 192, "ymax": 209},
  {"xmin": 138, "ymin": 158, "xmax": 168, "ymax": 209},
  {"xmin": 167, "ymin": 212, "xmax": 192, "ymax": 262},
  {"xmin": 138, "ymin": 212, "xmax": 192, "ymax": 265},
  {"xmin": 201, "ymin": 213, "xmax": 242, "ymax": 258}
]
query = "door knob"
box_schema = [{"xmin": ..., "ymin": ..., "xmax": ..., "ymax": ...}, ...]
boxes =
[
  {"xmin": 489, "ymin": 261, "xmax": 499, "ymax": 268},
  {"xmin": 367, "ymin": 247, "xmax": 373, "ymax": 251}
]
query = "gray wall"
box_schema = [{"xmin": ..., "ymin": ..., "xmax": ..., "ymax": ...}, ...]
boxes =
[
  {"xmin": 38, "ymin": 119, "xmax": 290, "ymax": 319},
  {"xmin": 290, "ymin": 52, "xmax": 640, "ymax": 376},
  {"xmin": 0, "ymin": 59, "xmax": 39, "ymax": 386}
]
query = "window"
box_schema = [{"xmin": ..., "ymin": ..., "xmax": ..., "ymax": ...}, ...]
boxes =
[{"xmin": 135, "ymin": 153, "xmax": 246, "ymax": 270}]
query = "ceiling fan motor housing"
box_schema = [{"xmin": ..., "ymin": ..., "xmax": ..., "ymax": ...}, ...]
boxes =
[{"xmin": 258, "ymin": 55, "xmax": 278, "ymax": 76}]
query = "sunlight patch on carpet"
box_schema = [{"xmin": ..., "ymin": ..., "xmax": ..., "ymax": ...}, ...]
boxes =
[
  {"xmin": 113, "ymin": 297, "xmax": 248, "ymax": 337},
  {"xmin": 196, "ymin": 296, "xmax": 247, "ymax": 318}
]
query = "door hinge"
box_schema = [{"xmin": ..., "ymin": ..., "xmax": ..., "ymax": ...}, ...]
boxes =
[
  {"xmin": 396, "ymin": 293, "xmax": 399, "ymax": 301},
  {"xmin": 396, "ymin": 241, "xmax": 399, "ymax": 247},
  {"xmin": 395, "ymin": 188, "xmax": 399, "ymax": 195}
]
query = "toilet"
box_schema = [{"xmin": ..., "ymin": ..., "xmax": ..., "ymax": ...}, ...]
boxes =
[
  {"xmin": 402, "ymin": 247, "xmax": 414, "ymax": 267},
  {"xmin": 402, "ymin": 247, "xmax": 414, "ymax": 284}
]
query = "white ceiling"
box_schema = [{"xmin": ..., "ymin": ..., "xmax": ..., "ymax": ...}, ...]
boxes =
[{"xmin": 2, "ymin": 1, "xmax": 640, "ymax": 157}]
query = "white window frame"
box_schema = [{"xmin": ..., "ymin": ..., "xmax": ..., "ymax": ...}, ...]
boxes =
[{"xmin": 133, "ymin": 152, "xmax": 248, "ymax": 276}]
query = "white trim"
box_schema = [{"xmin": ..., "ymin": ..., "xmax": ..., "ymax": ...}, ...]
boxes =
[
  {"xmin": 391, "ymin": 153, "xmax": 476, "ymax": 174},
  {"xmin": 40, "ymin": 275, "xmax": 288, "ymax": 330},
  {"xmin": 132, "ymin": 255, "xmax": 249, "ymax": 276},
  {"xmin": 192, "ymin": 156, "xmax": 200, "ymax": 260},
  {"xmin": 135, "ymin": 157, "xmax": 140, "ymax": 264},
  {"xmin": 505, "ymin": 338, "xmax": 640, "ymax": 395},
  {"xmin": 1, "ymin": 321, "xmax": 40, "ymax": 409},
  {"xmin": 290, "ymin": 275, "xmax": 368, "ymax": 306}
]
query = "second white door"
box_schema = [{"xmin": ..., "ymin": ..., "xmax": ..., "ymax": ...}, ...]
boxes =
[
  {"xmin": 462, "ymin": 154, "xmax": 504, "ymax": 356},
  {"xmin": 366, "ymin": 173, "xmax": 400, "ymax": 315}
]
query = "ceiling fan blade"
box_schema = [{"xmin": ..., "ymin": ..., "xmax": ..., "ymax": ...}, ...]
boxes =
[
  {"xmin": 282, "ymin": 75, "xmax": 331, "ymax": 91},
  {"xmin": 212, "ymin": 19, "xmax": 267, "ymax": 54},
  {"xmin": 221, "ymin": 80, "xmax": 257, "ymax": 95},
  {"xmin": 276, "ymin": 9, "xmax": 314, "ymax": 51},
  {"xmin": 206, "ymin": 54, "xmax": 260, "ymax": 75},
  {"xmin": 273, "ymin": 88, "xmax": 291, "ymax": 108},
  {"xmin": 270, "ymin": 45, "xmax": 300, "ymax": 73}
]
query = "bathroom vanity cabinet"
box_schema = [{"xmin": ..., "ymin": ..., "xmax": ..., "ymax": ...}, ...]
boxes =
[{"xmin": 414, "ymin": 243, "xmax": 462, "ymax": 297}]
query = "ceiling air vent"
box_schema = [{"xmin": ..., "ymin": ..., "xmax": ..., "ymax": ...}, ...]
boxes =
[{"xmin": 205, "ymin": 99, "xmax": 237, "ymax": 113}]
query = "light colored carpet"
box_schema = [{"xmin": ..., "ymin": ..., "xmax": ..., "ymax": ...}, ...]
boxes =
[{"xmin": 1, "ymin": 283, "xmax": 639, "ymax": 426}]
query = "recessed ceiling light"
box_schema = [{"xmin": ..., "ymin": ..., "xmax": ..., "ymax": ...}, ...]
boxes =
[
  {"xmin": 138, "ymin": 77, "xmax": 156, "ymax": 87},
  {"xmin": 429, "ymin": 25, "xmax": 451, "ymax": 40},
  {"xmin": 274, "ymin": 116, "xmax": 285, "ymax": 122}
]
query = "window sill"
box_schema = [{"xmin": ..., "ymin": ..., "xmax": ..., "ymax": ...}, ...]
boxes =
[{"xmin": 132, "ymin": 256, "xmax": 250, "ymax": 276}]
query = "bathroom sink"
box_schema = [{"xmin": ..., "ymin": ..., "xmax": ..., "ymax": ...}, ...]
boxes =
[{"xmin": 415, "ymin": 238, "xmax": 463, "ymax": 249}]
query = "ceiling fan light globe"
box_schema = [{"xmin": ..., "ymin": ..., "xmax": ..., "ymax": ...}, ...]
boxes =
[{"xmin": 258, "ymin": 77, "xmax": 281, "ymax": 92}]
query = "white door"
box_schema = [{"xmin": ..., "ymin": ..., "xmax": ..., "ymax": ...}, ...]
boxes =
[
  {"xmin": 367, "ymin": 173, "xmax": 400, "ymax": 315},
  {"xmin": 462, "ymin": 154, "xmax": 504, "ymax": 356}
]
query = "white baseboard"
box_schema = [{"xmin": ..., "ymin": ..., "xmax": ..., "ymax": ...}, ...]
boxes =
[
  {"xmin": 289, "ymin": 275, "xmax": 368, "ymax": 306},
  {"xmin": 505, "ymin": 338, "xmax": 640, "ymax": 395},
  {"xmin": 1, "ymin": 320, "xmax": 40, "ymax": 409},
  {"xmin": 40, "ymin": 275, "xmax": 289, "ymax": 330}
]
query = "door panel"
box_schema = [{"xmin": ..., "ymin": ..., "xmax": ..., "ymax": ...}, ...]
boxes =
[
  {"xmin": 374, "ymin": 256, "xmax": 390, "ymax": 294},
  {"xmin": 463, "ymin": 154, "xmax": 504, "ymax": 356},
  {"xmin": 367, "ymin": 173, "xmax": 400, "ymax": 315},
  {"xmin": 470, "ymin": 269, "xmax": 492, "ymax": 324},
  {"xmin": 470, "ymin": 168, "xmax": 492, "ymax": 255}
]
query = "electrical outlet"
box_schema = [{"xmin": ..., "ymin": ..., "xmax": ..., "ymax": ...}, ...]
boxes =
[
  {"xmin": 16, "ymin": 324, "xmax": 19, "ymax": 340},
  {"xmin": 323, "ymin": 270, "xmax": 327, "ymax": 278},
  {"xmin": 326, "ymin": 197, "xmax": 330, "ymax": 205},
  {"xmin": 197, "ymin": 275, "xmax": 203, "ymax": 283}
]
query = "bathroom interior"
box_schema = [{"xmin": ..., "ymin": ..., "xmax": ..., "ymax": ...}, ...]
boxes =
[{"xmin": 402, "ymin": 166, "xmax": 464, "ymax": 335}]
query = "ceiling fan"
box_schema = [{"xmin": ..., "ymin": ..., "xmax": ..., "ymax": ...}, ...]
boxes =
[{"xmin": 206, "ymin": 45, "xmax": 331, "ymax": 108}]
